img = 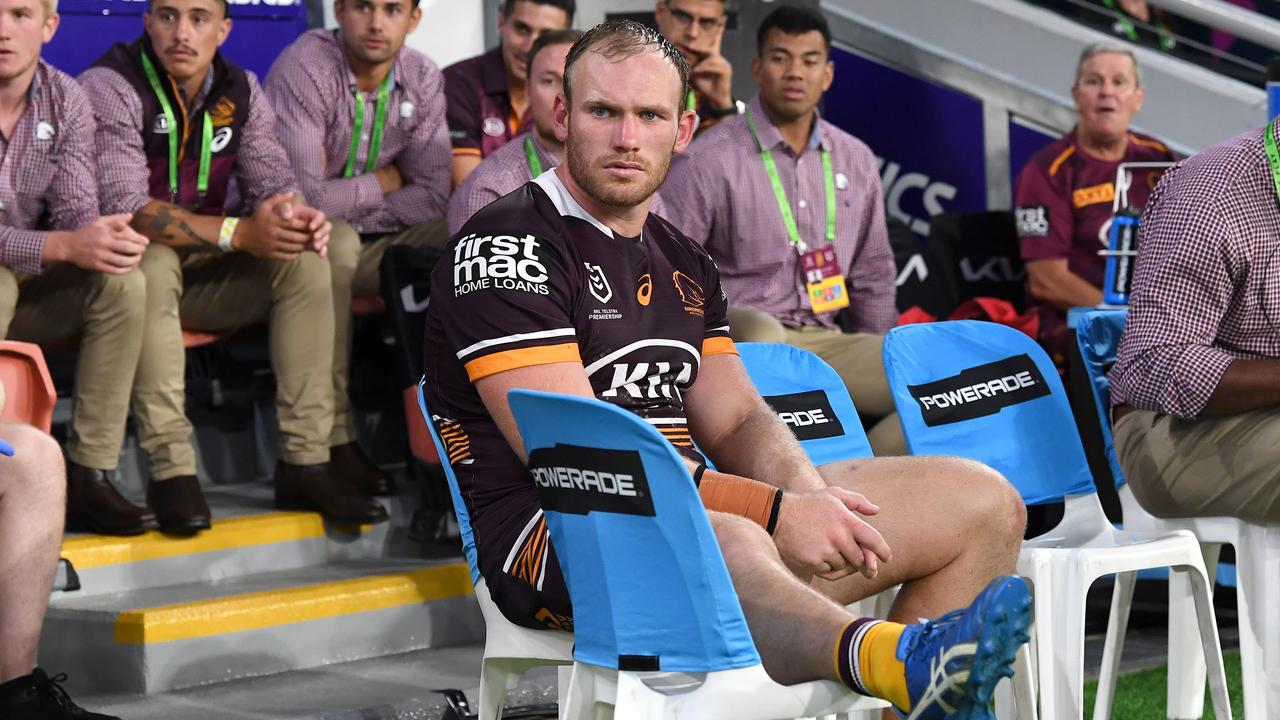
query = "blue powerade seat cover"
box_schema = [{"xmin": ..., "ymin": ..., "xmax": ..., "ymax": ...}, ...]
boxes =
[
  {"xmin": 508, "ymin": 388, "xmax": 760, "ymax": 673},
  {"xmin": 737, "ymin": 342, "xmax": 873, "ymax": 465},
  {"xmin": 883, "ymin": 320, "xmax": 1096, "ymax": 505},
  {"xmin": 1074, "ymin": 309, "xmax": 1129, "ymax": 488}
]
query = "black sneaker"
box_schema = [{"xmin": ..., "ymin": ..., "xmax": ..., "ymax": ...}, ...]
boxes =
[{"xmin": 0, "ymin": 668, "xmax": 120, "ymax": 719}]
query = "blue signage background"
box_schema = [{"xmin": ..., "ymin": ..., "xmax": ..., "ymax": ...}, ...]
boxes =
[
  {"xmin": 824, "ymin": 47, "xmax": 988, "ymax": 236},
  {"xmin": 1009, "ymin": 116, "xmax": 1057, "ymax": 192},
  {"xmin": 47, "ymin": 0, "xmax": 307, "ymax": 77}
]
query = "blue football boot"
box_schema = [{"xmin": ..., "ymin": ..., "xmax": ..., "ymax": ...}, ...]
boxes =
[{"xmin": 896, "ymin": 575, "xmax": 1032, "ymax": 720}]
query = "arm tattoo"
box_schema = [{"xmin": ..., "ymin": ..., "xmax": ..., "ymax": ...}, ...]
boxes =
[{"xmin": 136, "ymin": 203, "xmax": 213, "ymax": 248}]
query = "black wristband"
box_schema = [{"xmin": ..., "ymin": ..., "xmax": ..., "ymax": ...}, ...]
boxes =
[
  {"xmin": 765, "ymin": 489, "xmax": 784, "ymax": 535},
  {"xmin": 692, "ymin": 463, "xmax": 708, "ymax": 487},
  {"xmin": 703, "ymin": 102, "xmax": 739, "ymax": 120}
]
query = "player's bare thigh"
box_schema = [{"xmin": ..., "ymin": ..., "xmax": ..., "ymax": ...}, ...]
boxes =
[{"xmin": 810, "ymin": 455, "xmax": 1025, "ymax": 604}]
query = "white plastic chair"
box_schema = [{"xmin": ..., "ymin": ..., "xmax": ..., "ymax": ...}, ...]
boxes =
[
  {"xmin": 509, "ymin": 388, "xmax": 890, "ymax": 720},
  {"xmin": 1076, "ymin": 309, "xmax": 1279, "ymax": 720},
  {"xmin": 417, "ymin": 381, "xmax": 573, "ymax": 720},
  {"xmin": 883, "ymin": 320, "xmax": 1232, "ymax": 720}
]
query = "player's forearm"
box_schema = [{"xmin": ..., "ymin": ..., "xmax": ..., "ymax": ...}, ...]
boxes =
[
  {"xmin": 703, "ymin": 404, "xmax": 825, "ymax": 492},
  {"xmin": 131, "ymin": 200, "xmax": 224, "ymax": 249}
]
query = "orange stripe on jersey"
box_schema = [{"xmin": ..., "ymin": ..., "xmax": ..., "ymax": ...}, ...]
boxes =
[
  {"xmin": 1128, "ymin": 134, "xmax": 1169, "ymax": 153},
  {"xmin": 1048, "ymin": 145, "xmax": 1076, "ymax": 177},
  {"xmin": 464, "ymin": 343, "xmax": 582, "ymax": 381},
  {"xmin": 702, "ymin": 336, "xmax": 738, "ymax": 357},
  {"xmin": 451, "ymin": 147, "xmax": 482, "ymax": 157}
]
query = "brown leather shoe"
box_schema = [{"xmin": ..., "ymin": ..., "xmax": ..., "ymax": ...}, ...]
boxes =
[
  {"xmin": 65, "ymin": 463, "xmax": 157, "ymax": 536},
  {"xmin": 329, "ymin": 442, "xmax": 395, "ymax": 496},
  {"xmin": 147, "ymin": 475, "xmax": 212, "ymax": 536},
  {"xmin": 274, "ymin": 461, "xmax": 389, "ymax": 524}
]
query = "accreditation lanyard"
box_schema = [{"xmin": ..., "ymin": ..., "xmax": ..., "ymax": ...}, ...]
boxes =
[
  {"xmin": 524, "ymin": 135, "xmax": 544, "ymax": 177},
  {"xmin": 344, "ymin": 71, "xmax": 392, "ymax": 178},
  {"xmin": 685, "ymin": 90, "xmax": 697, "ymax": 113},
  {"xmin": 744, "ymin": 107, "xmax": 836, "ymax": 254},
  {"xmin": 1265, "ymin": 118, "xmax": 1280, "ymax": 205},
  {"xmin": 1101, "ymin": 0, "xmax": 1174, "ymax": 50},
  {"xmin": 141, "ymin": 50, "xmax": 212, "ymax": 201}
]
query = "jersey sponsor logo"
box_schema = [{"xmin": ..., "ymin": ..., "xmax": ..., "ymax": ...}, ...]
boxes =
[
  {"xmin": 636, "ymin": 273, "xmax": 652, "ymax": 306},
  {"xmin": 210, "ymin": 127, "xmax": 234, "ymax": 153},
  {"xmin": 599, "ymin": 361, "xmax": 694, "ymax": 401},
  {"xmin": 452, "ymin": 232, "xmax": 550, "ymax": 297},
  {"xmin": 907, "ymin": 354, "xmax": 1050, "ymax": 427},
  {"xmin": 1015, "ymin": 206, "xmax": 1050, "ymax": 238},
  {"xmin": 762, "ymin": 391, "xmax": 846, "ymax": 441},
  {"xmin": 528, "ymin": 444, "xmax": 655, "ymax": 517},
  {"xmin": 483, "ymin": 117, "xmax": 506, "ymax": 137},
  {"xmin": 672, "ymin": 271, "xmax": 705, "ymax": 317},
  {"xmin": 585, "ymin": 262, "xmax": 613, "ymax": 304},
  {"xmin": 1072, "ymin": 182, "xmax": 1115, "ymax": 209}
]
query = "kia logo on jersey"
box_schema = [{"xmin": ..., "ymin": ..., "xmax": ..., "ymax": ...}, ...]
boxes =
[
  {"xmin": 528, "ymin": 444, "xmax": 655, "ymax": 517},
  {"xmin": 907, "ymin": 354, "xmax": 1050, "ymax": 427},
  {"xmin": 762, "ymin": 391, "xmax": 845, "ymax": 441}
]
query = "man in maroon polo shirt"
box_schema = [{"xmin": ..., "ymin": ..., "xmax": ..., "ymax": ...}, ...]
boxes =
[
  {"xmin": 1014, "ymin": 43, "xmax": 1174, "ymax": 366},
  {"xmin": 444, "ymin": 0, "xmax": 574, "ymax": 187}
]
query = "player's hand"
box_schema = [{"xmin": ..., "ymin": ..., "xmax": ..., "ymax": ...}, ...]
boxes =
[
  {"xmin": 56, "ymin": 214, "xmax": 149, "ymax": 274},
  {"xmin": 688, "ymin": 31, "xmax": 734, "ymax": 110},
  {"xmin": 233, "ymin": 192, "xmax": 312, "ymax": 261},
  {"xmin": 772, "ymin": 487, "xmax": 890, "ymax": 581}
]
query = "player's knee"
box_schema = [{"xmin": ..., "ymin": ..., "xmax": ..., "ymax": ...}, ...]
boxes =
[
  {"xmin": 710, "ymin": 511, "xmax": 774, "ymax": 569},
  {"xmin": 0, "ymin": 422, "xmax": 65, "ymax": 507},
  {"xmin": 955, "ymin": 457, "xmax": 1026, "ymax": 542}
]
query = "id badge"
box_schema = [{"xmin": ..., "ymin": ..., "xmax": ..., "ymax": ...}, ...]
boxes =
[{"xmin": 801, "ymin": 247, "xmax": 848, "ymax": 314}]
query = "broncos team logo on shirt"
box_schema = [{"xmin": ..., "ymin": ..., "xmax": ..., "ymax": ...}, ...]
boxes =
[{"xmin": 672, "ymin": 271, "xmax": 705, "ymax": 317}]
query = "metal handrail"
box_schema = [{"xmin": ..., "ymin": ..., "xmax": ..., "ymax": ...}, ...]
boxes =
[{"xmin": 1146, "ymin": 0, "xmax": 1280, "ymax": 53}]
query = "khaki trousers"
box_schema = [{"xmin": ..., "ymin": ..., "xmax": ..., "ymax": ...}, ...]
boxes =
[
  {"xmin": 726, "ymin": 305, "xmax": 906, "ymax": 456},
  {"xmin": 1114, "ymin": 407, "xmax": 1280, "ymax": 522},
  {"xmin": 0, "ymin": 265, "xmax": 145, "ymax": 470},
  {"xmin": 134, "ymin": 242, "xmax": 342, "ymax": 479},
  {"xmin": 326, "ymin": 219, "xmax": 449, "ymax": 445}
]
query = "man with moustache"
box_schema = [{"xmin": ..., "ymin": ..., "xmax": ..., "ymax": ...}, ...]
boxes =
[
  {"xmin": 265, "ymin": 0, "xmax": 451, "ymax": 495},
  {"xmin": 1014, "ymin": 44, "xmax": 1173, "ymax": 366},
  {"xmin": 653, "ymin": 0, "xmax": 739, "ymax": 133},
  {"xmin": 423, "ymin": 20, "xmax": 1029, "ymax": 720},
  {"xmin": 662, "ymin": 7, "xmax": 903, "ymax": 456},
  {"xmin": 447, "ymin": 28, "xmax": 579, "ymax": 235},
  {"xmin": 445, "ymin": 0, "xmax": 574, "ymax": 187},
  {"xmin": 0, "ymin": 0, "xmax": 154, "ymax": 536},
  {"xmin": 80, "ymin": 0, "xmax": 385, "ymax": 533}
]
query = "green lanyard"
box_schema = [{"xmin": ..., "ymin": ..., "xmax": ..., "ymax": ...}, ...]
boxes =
[
  {"xmin": 1264, "ymin": 118, "xmax": 1280, "ymax": 204},
  {"xmin": 685, "ymin": 90, "xmax": 696, "ymax": 113},
  {"xmin": 1101, "ymin": 0, "xmax": 1174, "ymax": 50},
  {"xmin": 524, "ymin": 135, "xmax": 544, "ymax": 177},
  {"xmin": 744, "ymin": 107, "xmax": 836, "ymax": 252},
  {"xmin": 140, "ymin": 50, "xmax": 212, "ymax": 201},
  {"xmin": 344, "ymin": 71, "xmax": 392, "ymax": 178}
]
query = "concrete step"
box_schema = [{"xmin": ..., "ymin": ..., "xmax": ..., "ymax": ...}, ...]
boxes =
[
  {"xmin": 41, "ymin": 558, "xmax": 482, "ymax": 695},
  {"xmin": 59, "ymin": 483, "xmax": 409, "ymax": 598},
  {"xmin": 74, "ymin": 644, "xmax": 561, "ymax": 720}
]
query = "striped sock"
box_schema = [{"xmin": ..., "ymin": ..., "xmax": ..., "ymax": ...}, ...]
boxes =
[{"xmin": 834, "ymin": 618, "xmax": 909, "ymax": 711}]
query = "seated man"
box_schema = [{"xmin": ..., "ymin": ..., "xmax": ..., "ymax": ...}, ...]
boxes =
[
  {"xmin": 661, "ymin": 7, "xmax": 903, "ymax": 455},
  {"xmin": 1109, "ymin": 119, "xmax": 1280, "ymax": 522},
  {"xmin": 265, "ymin": 0, "xmax": 452, "ymax": 494},
  {"xmin": 653, "ymin": 0, "xmax": 740, "ymax": 133},
  {"xmin": 444, "ymin": 0, "xmax": 574, "ymax": 187},
  {"xmin": 1014, "ymin": 43, "xmax": 1173, "ymax": 365},
  {"xmin": 80, "ymin": 0, "xmax": 386, "ymax": 533},
  {"xmin": 0, "ymin": 421, "xmax": 120, "ymax": 718},
  {"xmin": 424, "ymin": 21, "xmax": 1030, "ymax": 720},
  {"xmin": 447, "ymin": 28, "xmax": 581, "ymax": 235},
  {"xmin": 0, "ymin": 0, "xmax": 153, "ymax": 536}
]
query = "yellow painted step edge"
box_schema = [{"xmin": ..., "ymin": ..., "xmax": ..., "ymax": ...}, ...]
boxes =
[
  {"xmin": 62, "ymin": 512, "xmax": 369, "ymax": 570},
  {"xmin": 114, "ymin": 561, "xmax": 474, "ymax": 645}
]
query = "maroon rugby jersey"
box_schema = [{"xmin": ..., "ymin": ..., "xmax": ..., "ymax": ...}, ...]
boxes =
[
  {"xmin": 1014, "ymin": 128, "xmax": 1174, "ymax": 357},
  {"xmin": 423, "ymin": 169, "xmax": 736, "ymax": 544}
]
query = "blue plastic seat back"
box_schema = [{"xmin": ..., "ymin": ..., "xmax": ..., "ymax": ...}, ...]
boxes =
[
  {"xmin": 416, "ymin": 379, "xmax": 481, "ymax": 585},
  {"xmin": 737, "ymin": 342, "xmax": 873, "ymax": 464},
  {"xmin": 508, "ymin": 388, "xmax": 761, "ymax": 673},
  {"xmin": 1074, "ymin": 309, "xmax": 1129, "ymax": 489},
  {"xmin": 882, "ymin": 320, "xmax": 1096, "ymax": 505}
]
